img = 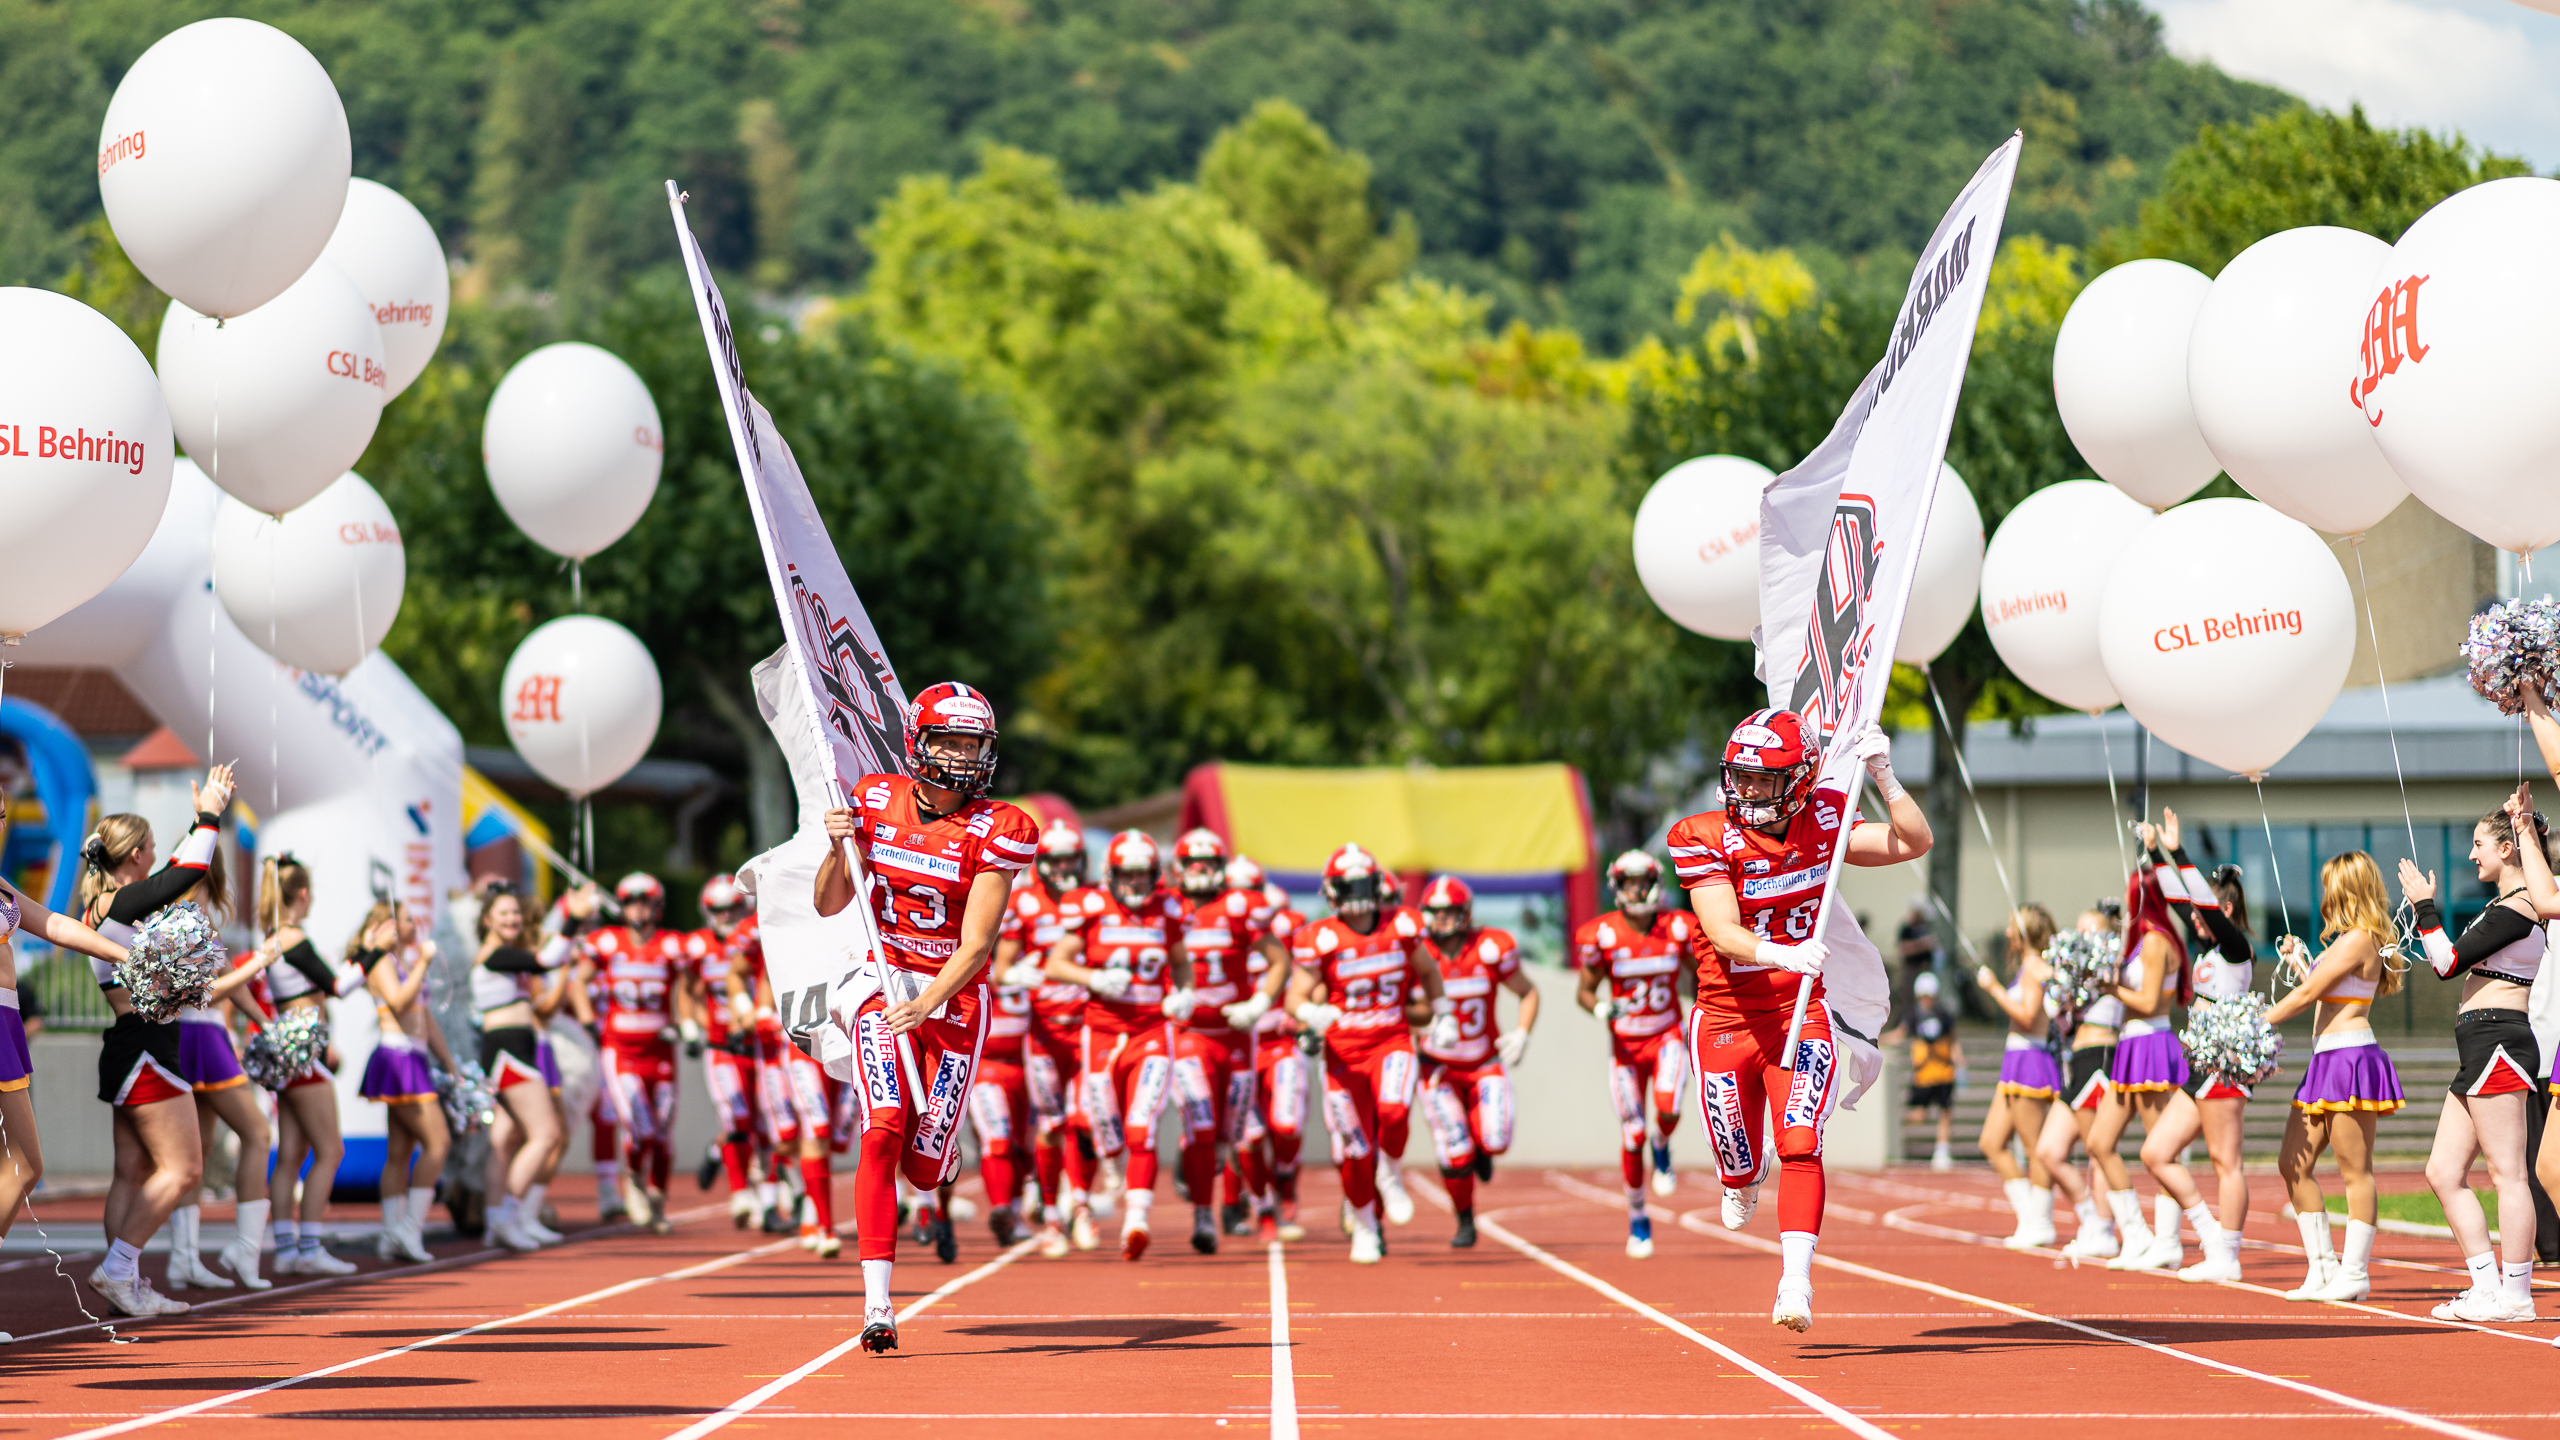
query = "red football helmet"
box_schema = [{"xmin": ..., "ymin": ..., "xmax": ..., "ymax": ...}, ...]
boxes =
[
  {"xmin": 699, "ymin": 873, "xmax": 749, "ymax": 929},
  {"xmin": 906, "ymin": 681, "xmax": 999, "ymax": 796},
  {"xmin": 1608, "ymin": 850, "xmax": 1663, "ymax": 913},
  {"xmin": 1420, "ymin": 874, "xmax": 1473, "ymax": 940},
  {"xmin": 1035, "ymin": 819, "xmax": 1086, "ymax": 892},
  {"xmin": 1722, "ymin": 707, "xmax": 1816, "ymax": 829},
  {"xmin": 1322, "ymin": 842, "xmax": 1385, "ymax": 916},
  {"xmin": 1225, "ymin": 855, "xmax": 1267, "ymax": 895},
  {"xmin": 1173, "ymin": 827, "xmax": 1230, "ymax": 898},
  {"xmin": 615, "ymin": 872, "xmax": 664, "ymax": 902},
  {"xmin": 1104, "ymin": 829, "xmax": 1161, "ymax": 904}
]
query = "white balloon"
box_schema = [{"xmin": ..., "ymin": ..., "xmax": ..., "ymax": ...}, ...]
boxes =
[
  {"xmin": 501, "ymin": 616, "xmax": 663, "ymax": 796},
  {"xmin": 1978, "ymin": 481, "xmax": 2156, "ymax": 712},
  {"xmin": 157, "ymin": 259, "xmax": 387, "ymax": 517},
  {"xmin": 2359, "ymin": 177, "xmax": 2560, "ymax": 556},
  {"xmin": 2054, "ymin": 259, "xmax": 2223, "ymax": 510},
  {"xmin": 1631, "ymin": 455, "xmax": 1774, "ymax": 640},
  {"xmin": 12, "ymin": 459, "xmax": 217, "ymax": 667},
  {"xmin": 317, "ymin": 179, "xmax": 449, "ymax": 401},
  {"xmin": 0, "ymin": 288, "xmax": 176, "ymax": 636},
  {"xmin": 2097, "ymin": 498, "xmax": 2354, "ymax": 778},
  {"xmin": 212, "ymin": 472, "xmax": 405, "ymax": 676},
  {"xmin": 97, "ymin": 18, "xmax": 350, "ymax": 319},
  {"xmin": 2187, "ymin": 227, "xmax": 2408, "ymax": 536},
  {"xmin": 483, "ymin": 344, "xmax": 664, "ymax": 559},
  {"xmin": 1892, "ymin": 465, "xmax": 1985, "ymax": 665}
]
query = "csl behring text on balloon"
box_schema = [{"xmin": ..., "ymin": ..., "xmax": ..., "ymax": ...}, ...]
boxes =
[
  {"xmin": 0, "ymin": 424, "xmax": 151, "ymax": 474},
  {"xmin": 2152, "ymin": 608, "xmax": 2305, "ymax": 651}
]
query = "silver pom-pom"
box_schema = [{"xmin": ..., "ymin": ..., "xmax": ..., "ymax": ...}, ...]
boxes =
[
  {"xmin": 2181, "ymin": 993, "xmax": 2285, "ymax": 1085},
  {"xmin": 2461, "ymin": 595, "xmax": 2560, "ymax": 715},
  {"xmin": 244, "ymin": 1007, "xmax": 330, "ymax": 1089},
  {"xmin": 436, "ymin": 1060, "xmax": 496, "ymax": 1136},
  {"xmin": 2040, "ymin": 929, "xmax": 2122, "ymax": 1023},
  {"xmin": 114, "ymin": 902, "xmax": 230, "ymax": 1022}
]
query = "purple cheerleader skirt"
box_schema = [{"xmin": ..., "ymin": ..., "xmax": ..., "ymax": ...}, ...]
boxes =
[
  {"xmin": 2292, "ymin": 1031, "xmax": 2405, "ymax": 1115},
  {"xmin": 1996, "ymin": 1037, "xmax": 2063, "ymax": 1098},
  {"xmin": 536, "ymin": 1036, "xmax": 563, "ymax": 1089},
  {"xmin": 360, "ymin": 1038, "xmax": 441, "ymax": 1103},
  {"xmin": 2108, "ymin": 1023, "xmax": 2190, "ymax": 1092},
  {"xmin": 0, "ymin": 989, "xmax": 31, "ymax": 1092},
  {"xmin": 177, "ymin": 1016, "xmax": 249, "ymax": 1091}
]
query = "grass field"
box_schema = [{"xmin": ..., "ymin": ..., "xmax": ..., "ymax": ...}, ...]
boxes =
[{"xmin": 2326, "ymin": 1188, "xmax": 2495, "ymax": 1229}]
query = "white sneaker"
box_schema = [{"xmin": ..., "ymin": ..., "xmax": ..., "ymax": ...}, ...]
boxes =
[
  {"xmin": 2307, "ymin": 1266, "xmax": 2370, "ymax": 1302},
  {"xmin": 2063, "ymin": 1223, "xmax": 2119, "ymax": 1260},
  {"xmin": 389, "ymin": 1219, "xmax": 432, "ymax": 1264},
  {"xmin": 2006, "ymin": 1214, "xmax": 2059, "ymax": 1249},
  {"xmin": 2434, "ymin": 1288, "xmax": 2536, "ymax": 1323},
  {"xmin": 2283, "ymin": 1255, "xmax": 2338, "ymax": 1301},
  {"xmin": 297, "ymin": 1244, "xmax": 358, "ymax": 1276},
  {"xmin": 521, "ymin": 1214, "xmax": 565, "ymax": 1246},
  {"xmin": 1772, "ymin": 1284, "xmax": 1813, "ymax": 1333},
  {"xmin": 90, "ymin": 1270, "xmax": 190, "ymax": 1317},
  {"xmin": 1721, "ymin": 1180, "xmax": 1761, "ymax": 1232},
  {"xmin": 1929, "ymin": 1146, "xmax": 1953, "ymax": 1173},
  {"xmin": 272, "ymin": 1246, "xmax": 306, "ymax": 1276},
  {"xmin": 1377, "ymin": 1167, "xmax": 1415, "ymax": 1226},
  {"xmin": 490, "ymin": 1217, "xmax": 541, "ymax": 1252},
  {"xmin": 167, "ymin": 1247, "xmax": 235, "ymax": 1290},
  {"xmin": 1070, "ymin": 1207, "xmax": 1101, "ymax": 1251},
  {"xmin": 2178, "ymin": 1239, "xmax": 2243, "ymax": 1283},
  {"xmin": 1349, "ymin": 1219, "xmax": 1383, "ymax": 1264},
  {"xmin": 2110, "ymin": 1232, "xmax": 2183, "ymax": 1272},
  {"xmin": 216, "ymin": 1238, "xmax": 273, "ymax": 1291}
]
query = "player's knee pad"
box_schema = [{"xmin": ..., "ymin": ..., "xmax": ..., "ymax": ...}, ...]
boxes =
[
  {"xmin": 968, "ymin": 1081, "xmax": 1013, "ymax": 1145},
  {"xmin": 1321, "ymin": 1084, "xmax": 1371, "ymax": 1159},
  {"xmin": 1169, "ymin": 1056, "xmax": 1217, "ymax": 1140},
  {"xmin": 1776, "ymin": 1125, "xmax": 1823, "ymax": 1163},
  {"xmin": 1380, "ymin": 1049, "xmax": 1417, "ymax": 1107}
]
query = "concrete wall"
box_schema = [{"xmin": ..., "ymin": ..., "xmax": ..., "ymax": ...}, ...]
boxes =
[{"xmin": 2342, "ymin": 499, "xmax": 2497, "ymax": 689}]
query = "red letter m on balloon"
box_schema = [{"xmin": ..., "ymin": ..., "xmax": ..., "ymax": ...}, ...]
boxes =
[{"xmin": 2350, "ymin": 275, "xmax": 2429, "ymax": 424}]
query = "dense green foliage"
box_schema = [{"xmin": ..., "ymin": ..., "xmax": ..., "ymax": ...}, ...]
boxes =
[{"xmin": 3, "ymin": 0, "xmax": 2288, "ymax": 350}]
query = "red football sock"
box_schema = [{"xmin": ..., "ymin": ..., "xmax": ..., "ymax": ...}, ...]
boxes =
[
  {"xmin": 1272, "ymin": 1135, "xmax": 1301, "ymax": 1201},
  {"xmin": 648, "ymin": 1140, "xmax": 672, "ymax": 1194},
  {"xmin": 1654, "ymin": 1107, "xmax": 1681, "ymax": 1140},
  {"xmin": 1221, "ymin": 1158, "xmax": 1244, "ymax": 1207},
  {"xmin": 1775, "ymin": 1148, "xmax": 1825, "ymax": 1235},
  {"xmin": 1341, "ymin": 1154, "xmax": 1378, "ymax": 1210},
  {"xmin": 1125, "ymin": 1145, "xmax": 1159, "ymax": 1194},
  {"xmin": 1063, "ymin": 1132, "xmax": 1097, "ymax": 1196},
  {"xmin": 592, "ymin": 1118, "xmax": 616, "ymax": 1164},
  {"xmin": 1620, "ymin": 1144, "xmax": 1646, "ymax": 1189},
  {"xmin": 1034, "ymin": 1141, "xmax": 1065, "ymax": 1207},
  {"xmin": 1444, "ymin": 1167, "xmax": 1476, "ymax": 1212},
  {"xmin": 720, "ymin": 1136, "xmax": 751, "ymax": 1191},
  {"xmin": 854, "ymin": 1131, "xmax": 898, "ymax": 1260},
  {"xmin": 800, "ymin": 1154, "xmax": 835, "ymax": 1232},
  {"xmin": 1181, "ymin": 1140, "xmax": 1218, "ymax": 1205},
  {"xmin": 980, "ymin": 1141, "xmax": 1016, "ymax": 1212},
  {"xmin": 1239, "ymin": 1146, "xmax": 1270, "ymax": 1202}
]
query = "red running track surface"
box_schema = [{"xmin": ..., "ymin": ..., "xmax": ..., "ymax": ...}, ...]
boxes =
[{"xmin": 5, "ymin": 1164, "xmax": 2560, "ymax": 1439}]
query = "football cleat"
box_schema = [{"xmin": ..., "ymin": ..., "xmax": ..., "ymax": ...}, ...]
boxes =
[
  {"xmin": 1649, "ymin": 1137, "xmax": 1677, "ymax": 1197},
  {"xmin": 1037, "ymin": 1222, "xmax": 1071, "ymax": 1259},
  {"xmin": 1721, "ymin": 1180, "xmax": 1760, "ymax": 1232},
  {"xmin": 1192, "ymin": 1208, "xmax": 1220, "ymax": 1255},
  {"xmin": 1071, "ymin": 1207, "xmax": 1101, "ymax": 1251},
  {"xmin": 860, "ymin": 1304, "xmax": 900, "ymax": 1353},
  {"xmin": 1122, "ymin": 1224, "xmax": 1152, "ymax": 1262},
  {"xmin": 1627, "ymin": 1213, "xmax": 1654, "ymax": 1259},
  {"xmin": 1450, "ymin": 1213, "xmax": 1478, "ymax": 1249},
  {"xmin": 1377, "ymin": 1165, "xmax": 1415, "ymax": 1226},
  {"xmin": 1773, "ymin": 1284, "xmax": 1814, "ymax": 1333},
  {"xmin": 813, "ymin": 1231, "xmax": 842, "ymax": 1260},
  {"xmin": 933, "ymin": 1214, "xmax": 959, "ymax": 1264}
]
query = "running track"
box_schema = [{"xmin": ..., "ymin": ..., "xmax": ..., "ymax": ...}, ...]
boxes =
[{"xmin": 5, "ymin": 1166, "xmax": 2558, "ymax": 1438}]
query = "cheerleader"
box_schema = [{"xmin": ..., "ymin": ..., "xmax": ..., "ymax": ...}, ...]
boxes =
[
  {"xmin": 2087, "ymin": 866, "xmax": 2225, "ymax": 1274},
  {"xmin": 354, "ymin": 901, "xmax": 455, "ymax": 1264},
  {"xmin": 0, "ymin": 833, "xmax": 132, "ymax": 1244},
  {"xmin": 473, "ymin": 888, "xmax": 571, "ymax": 1250},
  {"xmin": 2395, "ymin": 800, "xmax": 2543, "ymax": 1322},
  {"xmin": 1973, "ymin": 904, "xmax": 2059, "ymax": 1248},
  {"xmin": 2264, "ymin": 850, "xmax": 2402, "ymax": 1302},
  {"xmin": 2131, "ymin": 811, "xmax": 2259, "ymax": 1282},
  {"xmin": 260, "ymin": 856, "xmax": 361, "ymax": 1277},
  {"xmin": 166, "ymin": 869, "xmax": 285, "ymax": 1294},
  {"xmin": 2031, "ymin": 905, "xmax": 2150, "ymax": 1261},
  {"xmin": 77, "ymin": 772, "xmax": 233, "ymax": 1317}
]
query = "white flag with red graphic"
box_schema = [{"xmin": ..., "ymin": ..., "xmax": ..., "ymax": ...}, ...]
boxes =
[
  {"xmin": 665, "ymin": 180, "xmax": 909, "ymax": 1047},
  {"xmin": 1751, "ymin": 134, "xmax": 2020, "ymax": 1056}
]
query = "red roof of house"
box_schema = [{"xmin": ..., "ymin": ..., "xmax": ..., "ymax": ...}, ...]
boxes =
[{"xmin": 120, "ymin": 726, "xmax": 202, "ymax": 772}]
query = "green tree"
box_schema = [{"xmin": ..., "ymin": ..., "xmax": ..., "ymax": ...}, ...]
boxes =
[
  {"xmin": 2104, "ymin": 104, "xmax": 2533, "ymax": 274},
  {"xmin": 1198, "ymin": 98, "xmax": 1417, "ymax": 309}
]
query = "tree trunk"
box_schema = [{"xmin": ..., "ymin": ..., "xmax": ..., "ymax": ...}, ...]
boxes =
[
  {"xmin": 697, "ymin": 662, "xmax": 793, "ymax": 853},
  {"xmin": 1922, "ymin": 664, "xmax": 1988, "ymax": 1018}
]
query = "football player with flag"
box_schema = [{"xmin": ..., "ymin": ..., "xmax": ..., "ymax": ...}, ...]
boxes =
[
  {"xmin": 814, "ymin": 683, "xmax": 1039, "ymax": 1352},
  {"xmin": 1573, "ymin": 851, "xmax": 1698, "ymax": 1257},
  {"xmin": 1416, "ymin": 876, "xmax": 1537, "ymax": 1248},
  {"xmin": 1669, "ymin": 709, "xmax": 1929, "ymax": 1333}
]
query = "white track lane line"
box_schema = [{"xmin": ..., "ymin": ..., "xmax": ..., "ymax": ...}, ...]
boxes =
[
  {"xmin": 1402, "ymin": 1175, "xmax": 1892, "ymax": 1440},
  {"xmin": 1533, "ymin": 1175, "xmax": 2520, "ymax": 1440},
  {"xmin": 1268, "ymin": 1240, "xmax": 1300, "ymax": 1440},
  {"xmin": 661, "ymin": 1237, "xmax": 1038, "ymax": 1440},
  {"xmin": 53, "ymin": 1226, "xmax": 812, "ymax": 1440}
]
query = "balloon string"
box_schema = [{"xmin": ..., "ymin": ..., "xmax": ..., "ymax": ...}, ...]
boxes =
[
  {"xmin": 2255, "ymin": 777, "xmax": 2295, "ymax": 945},
  {"xmin": 209, "ymin": 325, "xmax": 221, "ymax": 768},
  {"xmin": 2351, "ymin": 539, "xmax": 2419, "ymax": 857},
  {"xmin": 571, "ymin": 560, "xmax": 582, "ymax": 612},
  {"xmin": 268, "ymin": 533, "xmax": 280, "ymax": 820},
  {"xmin": 2099, "ymin": 716, "xmax": 2130, "ymax": 876},
  {"xmin": 1923, "ymin": 664, "xmax": 2018, "ymax": 914}
]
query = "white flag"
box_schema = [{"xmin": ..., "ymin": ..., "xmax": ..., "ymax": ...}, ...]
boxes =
[
  {"xmin": 1751, "ymin": 135, "xmax": 2020, "ymax": 1046},
  {"xmin": 665, "ymin": 181, "xmax": 907, "ymax": 1041}
]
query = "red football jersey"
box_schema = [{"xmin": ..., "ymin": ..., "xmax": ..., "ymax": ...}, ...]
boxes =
[
  {"xmin": 1005, "ymin": 879, "xmax": 1089, "ymax": 1042},
  {"xmin": 1250, "ymin": 906, "xmax": 1308, "ymax": 1041},
  {"xmin": 1292, "ymin": 907, "xmax": 1425, "ymax": 1061},
  {"xmin": 1061, "ymin": 884, "xmax": 1186, "ymax": 1036},
  {"xmin": 1572, "ymin": 908, "xmax": 1691, "ymax": 1038},
  {"xmin": 683, "ymin": 925, "xmax": 741, "ymax": 1045},
  {"xmin": 726, "ymin": 914, "xmax": 784, "ymax": 1040},
  {"xmin": 1179, "ymin": 888, "xmax": 1268, "ymax": 1040},
  {"xmin": 587, "ymin": 925, "xmax": 686, "ymax": 1042},
  {"xmin": 845, "ymin": 773, "xmax": 1038, "ymax": 975},
  {"xmin": 1666, "ymin": 787, "xmax": 1853, "ymax": 1025},
  {"xmin": 1419, "ymin": 926, "xmax": 1519, "ymax": 1066}
]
